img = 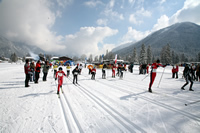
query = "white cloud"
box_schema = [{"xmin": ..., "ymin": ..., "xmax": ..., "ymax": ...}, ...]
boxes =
[
  {"xmin": 56, "ymin": 0, "xmax": 73, "ymax": 7},
  {"xmin": 123, "ymin": 0, "xmax": 200, "ymax": 45},
  {"xmin": 96, "ymin": 19, "xmax": 108, "ymax": 25},
  {"xmin": 62, "ymin": 27, "xmax": 118, "ymax": 56},
  {"xmin": 129, "ymin": 8, "xmax": 151, "ymax": 25},
  {"xmin": 84, "ymin": 0, "xmax": 104, "ymax": 8},
  {"xmin": 152, "ymin": 15, "xmax": 169, "ymax": 31},
  {"xmin": 129, "ymin": 14, "xmax": 143, "ymax": 25},
  {"xmin": 160, "ymin": 0, "xmax": 166, "ymax": 4},
  {"xmin": 109, "ymin": 0, "xmax": 115, "ymax": 8},
  {"xmin": 0, "ymin": 0, "xmax": 65, "ymax": 52},
  {"xmin": 122, "ymin": 27, "xmax": 150, "ymax": 43},
  {"xmin": 103, "ymin": 0, "xmax": 124, "ymax": 20},
  {"xmin": 170, "ymin": 0, "xmax": 200, "ymax": 25}
]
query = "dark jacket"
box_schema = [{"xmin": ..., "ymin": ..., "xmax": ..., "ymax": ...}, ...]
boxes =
[{"xmin": 72, "ymin": 68, "xmax": 80, "ymax": 75}]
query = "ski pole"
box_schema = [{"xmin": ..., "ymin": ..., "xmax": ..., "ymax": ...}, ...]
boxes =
[
  {"xmin": 157, "ymin": 67, "xmax": 165, "ymax": 88},
  {"xmin": 185, "ymin": 100, "xmax": 200, "ymax": 106},
  {"xmin": 141, "ymin": 74, "xmax": 149, "ymax": 81}
]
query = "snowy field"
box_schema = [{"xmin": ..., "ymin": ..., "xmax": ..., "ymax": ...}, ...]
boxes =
[{"xmin": 0, "ymin": 63, "xmax": 200, "ymax": 133}]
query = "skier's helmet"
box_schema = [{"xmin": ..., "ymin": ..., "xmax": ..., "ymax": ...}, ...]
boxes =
[
  {"xmin": 156, "ymin": 59, "xmax": 160, "ymax": 63},
  {"xmin": 59, "ymin": 67, "xmax": 62, "ymax": 71}
]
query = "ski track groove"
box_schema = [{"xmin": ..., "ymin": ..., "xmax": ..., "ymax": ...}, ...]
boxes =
[
  {"xmin": 54, "ymin": 77, "xmax": 83, "ymax": 133},
  {"xmin": 53, "ymin": 78, "xmax": 71, "ymax": 133},
  {"xmin": 90, "ymin": 76, "xmax": 200, "ymax": 122},
  {"xmin": 95, "ymin": 74, "xmax": 199, "ymax": 105},
  {"xmin": 67, "ymin": 76, "xmax": 146, "ymax": 133}
]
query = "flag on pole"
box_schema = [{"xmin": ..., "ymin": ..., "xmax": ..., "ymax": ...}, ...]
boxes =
[
  {"xmin": 101, "ymin": 54, "xmax": 104, "ymax": 63},
  {"xmin": 115, "ymin": 54, "xmax": 117, "ymax": 64}
]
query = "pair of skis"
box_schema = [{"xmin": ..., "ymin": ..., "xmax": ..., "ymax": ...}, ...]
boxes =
[{"xmin": 57, "ymin": 87, "xmax": 64, "ymax": 98}]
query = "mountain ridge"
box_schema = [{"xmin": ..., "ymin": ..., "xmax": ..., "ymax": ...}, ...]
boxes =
[{"xmin": 112, "ymin": 22, "xmax": 200, "ymax": 58}]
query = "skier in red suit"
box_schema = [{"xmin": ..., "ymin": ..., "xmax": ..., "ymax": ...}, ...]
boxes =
[
  {"xmin": 55, "ymin": 67, "xmax": 66, "ymax": 94},
  {"xmin": 148, "ymin": 59, "xmax": 166, "ymax": 93},
  {"xmin": 112, "ymin": 64, "xmax": 117, "ymax": 78}
]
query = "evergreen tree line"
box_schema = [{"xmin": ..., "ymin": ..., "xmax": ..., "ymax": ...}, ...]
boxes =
[
  {"xmin": 6, "ymin": 44, "xmax": 200, "ymax": 64},
  {"xmin": 100, "ymin": 44, "xmax": 200, "ymax": 65}
]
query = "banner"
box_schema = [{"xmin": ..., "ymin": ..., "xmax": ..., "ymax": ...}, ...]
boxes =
[{"xmin": 115, "ymin": 54, "xmax": 117, "ymax": 64}]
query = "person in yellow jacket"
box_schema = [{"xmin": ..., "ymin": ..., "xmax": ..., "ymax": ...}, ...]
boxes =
[
  {"xmin": 66, "ymin": 63, "xmax": 71, "ymax": 77},
  {"xmin": 53, "ymin": 63, "xmax": 58, "ymax": 79}
]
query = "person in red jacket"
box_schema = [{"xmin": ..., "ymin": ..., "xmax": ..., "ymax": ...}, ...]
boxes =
[
  {"xmin": 35, "ymin": 60, "xmax": 41, "ymax": 83},
  {"xmin": 55, "ymin": 67, "xmax": 66, "ymax": 94},
  {"xmin": 24, "ymin": 59, "xmax": 31, "ymax": 87},
  {"xmin": 112, "ymin": 64, "xmax": 117, "ymax": 78},
  {"xmin": 172, "ymin": 66, "xmax": 176, "ymax": 78},
  {"xmin": 91, "ymin": 67, "xmax": 96, "ymax": 80},
  {"xmin": 148, "ymin": 59, "xmax": 166, "ymax": 93}
]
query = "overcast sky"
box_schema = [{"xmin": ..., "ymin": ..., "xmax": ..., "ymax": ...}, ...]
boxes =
[{"xmin": 0, "ymin": 0, "xmax": 200, "ymax": 57}]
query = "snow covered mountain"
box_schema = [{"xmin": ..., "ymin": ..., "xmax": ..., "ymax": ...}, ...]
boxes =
[
  {"xmin": 0, "ymin": 35, "xmax": 44, "ymax": 58},
  {"xmin": 113, "ymin": 22, "xmax": 200, "ymax": 58}
]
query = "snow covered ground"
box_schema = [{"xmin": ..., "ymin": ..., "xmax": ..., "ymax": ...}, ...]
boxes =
[{"xmin": 0, "ymin": 63, "xmax": 200, "ymax": 133}]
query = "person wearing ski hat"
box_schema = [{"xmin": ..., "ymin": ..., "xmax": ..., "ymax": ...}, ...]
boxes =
[
  {"xmin": 148, "ymin": 59, "xmax": 166, "ymax": 93},
  {"xmin": 72, "ymin": 67, "xmax": 80, "ymax": 84},
  {"xmin": 91, "ymin": 66, "xmax": 96, "ymax": 80},
  {"xmin": 55, "ymin": 67, "xmax": 66, "ymax": 94},
  {"xmin": 24, "ymin": 59, "xmax": 31, "ymax": 87},
  {"xmin": 181, "ymin": 64, "xmax": 194, "ymax": 91},
  {"xmin": 35, "ymin": 60, "xmax": 41, "ymax": 83}
]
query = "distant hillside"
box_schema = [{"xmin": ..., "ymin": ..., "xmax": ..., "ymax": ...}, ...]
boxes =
[
  {"xmin": 113, "ymin": 22, "xmax": 200, "ymax": 58},
  {"xmin": 0, "ymin": 35, "xmax": 44, "ymax": 58}
]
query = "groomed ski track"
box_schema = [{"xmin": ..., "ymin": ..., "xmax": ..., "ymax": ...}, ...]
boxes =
[{"xmin": 1, "ymin": 64, "xmax": 200, "ymax": 133}]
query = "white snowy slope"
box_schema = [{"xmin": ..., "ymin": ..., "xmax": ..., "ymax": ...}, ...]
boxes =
[{"xmin": 0, "ymin": 63, "xmax": 200, "ymax": 133}]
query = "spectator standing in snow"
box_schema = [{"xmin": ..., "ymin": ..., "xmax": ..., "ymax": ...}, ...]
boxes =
[
  {"xmin": 175, "ymin": 64, "xmax": 179, "ymax": 78},
  {"xmin": 55, "ymin": 67, "xmax": 66, "ymax": 94},
  {"xmin": 24, "ymin": 59, "xmax": 31, "ymax": 87},
  {"xmin": 91, "ymin": 67, "xmax": 96, "ymax": 80},
  {"xmin": 43, "ymin": 61, "xmax": 50, "ymax": 81},
  {"xmin": 148, "ymin": 59, "xmax": 166, "ymax": 93},
  {"xmin": 129, "ymin": 63, "xmax": 134, "ymax": 73},
  {"xmin": 72, "ymin": 67, "xmax": 79, "ymax": 84},
  {"xmin": 181, "ymin": 64, "xmax": 194, "ymax": 91},
  {"xmin": 30, "ymin": 61, "xmax": 35, "ymax": 82},
  {"xmin": 35, "ymin": 60, "xmax": 41, "ymax": 83},
  {"xmin": 172, "ymin": 66, "xmax": 176, "ymax": 78}
]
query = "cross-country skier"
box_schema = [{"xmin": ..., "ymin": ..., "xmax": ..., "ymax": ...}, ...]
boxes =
[
  {"xmin": 55, "ymin": 67, "xmax": 66, "ymax": 94},
  {"xmin": 181, "ymin": 64, "xmax": 194, "ymax": 91},
  {"xmin": 112, "ymin": 64, "xmax": 117, "ymax": 78},
  {"xmin": 119, "ymin": 64, "xmax": 126, "ymax": 79},
  {"xmin": 91, "ymin": 67, "xmax": 96, "ymax": 80},
  {"xmin": 66, "ymin": 63, "xmax": 71, "ymax": 77},
  {"xmin": 53, "ymin": 63, "xmax": 58, "ymax": 79},
  {"xmin": 148, "ymin": 59, "xmax": 166, "ymax": 93},
  {"xmin": 78, "ymin": 64, "xmax": 83, "ymax": 75},
  {"xmin": 102, "ymin": 64, "xmax": 106, "ymax": 79},
  {"xmin": 72, "ymin": 67, "xmax": 80, "ymax": 84}
]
